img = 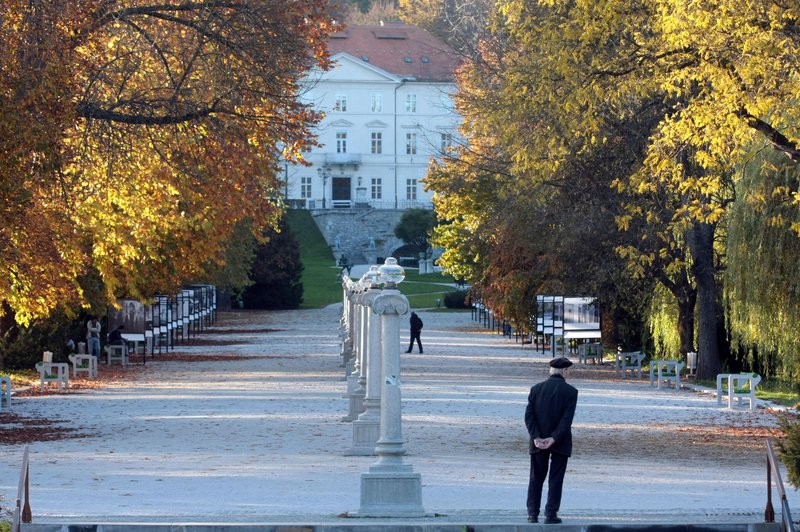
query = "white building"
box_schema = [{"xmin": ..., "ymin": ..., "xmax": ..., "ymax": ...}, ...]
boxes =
[{"xmin": 286, "ymin": 22, "xmax": 462, "ymax": 210}]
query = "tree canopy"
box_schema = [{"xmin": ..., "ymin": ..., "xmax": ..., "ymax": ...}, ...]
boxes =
[
  {"xmin": 394, "ymin": 208, "xmax": 437, "ymax": 254},
  {"xmin": 427, "ymin": 0, "xmax": 800, "ymax": 379},
  {"xmin": 0, "ymin": 0, "xmax": 333, "ymax": 326}
]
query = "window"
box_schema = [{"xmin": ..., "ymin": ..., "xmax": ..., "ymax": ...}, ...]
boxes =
[
  {"xmin": 406, "ymin": 178, "xmax": 418, "ymax": 200},
  {"xmin": 405, "ymin": 132, "xmax": 417, "ymax": 155},
  {"xmin": 370, "ymin": 93, "xmax": 382, "ymax": 112},
  {"xmin": 336, "ymin": 132, "xmax": 347, "ymax": 153},
  {"xmin": 441, "ymin": 132, "xmax": 453, "ymax": 153},
  {"xmin": 334, "ymin": 94, "xmax": 347, "ymax": 112},
  {"xmin": 371, "ymin": 132, "xmax": 383, "ymax": 154},
  {"xmin": 301, "ymin": 177, "xmax": 312, "ymax": 199},
  {"xmin": 371, "ymin": 177, "xmax": 382, "ymax": 199},
  {"xmin": 405, "ymin": 93, "xmax": 417, "ymax": 113}
]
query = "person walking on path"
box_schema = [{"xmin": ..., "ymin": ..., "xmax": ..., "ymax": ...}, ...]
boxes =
[
  {"xmin": 405, "ymin": 311, "xmax": 423, "ymax": 353},
  {"xmin": 525, "ymin": 357, "xmax": 578, "ymax": 524}
]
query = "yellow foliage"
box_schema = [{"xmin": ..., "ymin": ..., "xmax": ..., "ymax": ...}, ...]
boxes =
[{"xmin": 0, "ymin": 0, "xmax": 333, "ymax": 324}]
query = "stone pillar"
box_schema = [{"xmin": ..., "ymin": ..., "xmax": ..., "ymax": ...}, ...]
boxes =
[
  {"xmin": 341, "ymin": 278, "xmax": 355, "ymax": 371},
  {"xmin": 343, "ymin": 287, "xmax": 362, "ymax": 420},
  {"xmin": 358, "ymin": 284, "xmax": 424, "ymax": 516},
  {"xmin": 418, "ymin": 258, "xmax": 427, "ymax": 274},
  {"xmin": 345, "ymin": 285, "xmax": 369, "ymax": 421},
  {"xmin": 348, "ymin": 270, "xmax": 382, "ymax": 456}
]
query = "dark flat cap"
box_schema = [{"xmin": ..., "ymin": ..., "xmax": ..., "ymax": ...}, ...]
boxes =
[{"xmin": 550, "ymin": 357, "xmax": 573, "ymax": 369}]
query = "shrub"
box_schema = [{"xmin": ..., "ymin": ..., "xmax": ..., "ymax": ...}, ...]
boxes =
[
  {"xmin": 777, "ymin": 410, "xmax": 800, "ymax": 488},
  {"xmin": 444, "ymin": 290, "xmax": 470, "ymax": 309}
]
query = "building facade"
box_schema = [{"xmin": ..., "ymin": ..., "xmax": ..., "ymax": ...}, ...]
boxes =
[{"xmin": 285, "ymin": 22, "xmax": 462, "ymax": 211}]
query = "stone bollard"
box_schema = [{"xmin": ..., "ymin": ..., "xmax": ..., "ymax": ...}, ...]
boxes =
[
  {"xmin": 348, "ymin": 266, "xmax": 382, "ymax": 455},
  {"xmin": 344, "ymin": 277, "xmax": 370, "ymax": 421},
  {"xmin": 358, "ymin": 258, "xmax": 424, "ymax": 517},
  {"xmin": 343, "ymin": 286, "xmax": 363, "ymax": 419},
  {"xmin": 340, "ymin": 277, "xmax": 356, "ymax": 371}
]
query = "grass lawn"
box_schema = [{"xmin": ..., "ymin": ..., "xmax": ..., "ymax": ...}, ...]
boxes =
[
  {"xmin": 285, "ymin": 209, "xmax": 465, "ymax": 310},
  {"xmin": 399, "ymin": 269, "xmax": 462, "ymax": 310},
  {"xmin": 693, "ymin": 377, "xmax": 799, "ymax": 408},
  {"xmin": 284, "ymin": 210, "xmax": 342, "ymax": 309}
]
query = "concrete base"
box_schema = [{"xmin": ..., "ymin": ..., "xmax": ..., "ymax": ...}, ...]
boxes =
[
  {"xmin": 342, "ymin": 389, "xmax": 365, "ymax": 422},
  {"xmin": 345, "ymin": 418, "xmax": 379, "ymax": 456},
  {"xmin": 358, "ymin": 470, "xmax": 425, "ymax": 517}
]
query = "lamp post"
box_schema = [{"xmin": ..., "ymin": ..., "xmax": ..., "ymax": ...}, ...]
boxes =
[
  {"xmin": 358, "ymin": 257, "xmax": 424, "ymax": 517},
  {"xmin": 317, "ymin": 167, "xmax": 328, "ymax": 209}
]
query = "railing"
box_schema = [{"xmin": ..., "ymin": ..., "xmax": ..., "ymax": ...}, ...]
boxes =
[
  {"xmin": 12, "ymin": 445, "xmax": 32, "ymax": 532},
  {"xmin": 766, "ymin": 438, "xmax": 796, "ymax": 532}
]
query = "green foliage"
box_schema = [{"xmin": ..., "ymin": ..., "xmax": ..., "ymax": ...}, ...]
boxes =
[
  {"xmin": 725, "ymin": 149, "xmax": 800, "ymax": 380},
  {"xmin": 1, "ymin": 311, "xmax": 84, "ymax": 370},
  {"xmin": 647, "ymin": 284, "xmax": 682, "ymax": 360},
  {"xmin": 242, "ymin": 218, "xmax": 303, "ymax": 310},
  {"xmin": 444, "ymin": 289, "xmax": 470, "ymax": 309},
  {"xmin": 777, "ymin": 411, "xmax": 800, "ymax": 488},
  {"xmin": 202, "ymin": 219, "xmax": 258, "ymax": 300},
  {"xmin": 284, "ymin": 210, "xmax": 341, "ymax": 309},
  {"xmin": 394, "ymin": 208, "xmax": 437, "ymax": 254}
]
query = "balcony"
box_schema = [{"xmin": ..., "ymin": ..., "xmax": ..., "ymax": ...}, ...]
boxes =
[{"xmin": 324, "ymin": 153, "xmax": 362, "ymax": 168}]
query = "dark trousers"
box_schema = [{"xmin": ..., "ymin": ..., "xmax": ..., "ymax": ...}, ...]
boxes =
[
  {"xmin": 407, "ymin": 332, "xmax": 422, "ymax": 353},
  {"xmin": 526, "ymin": 451, "xmax": 568, "ymax": 518}
]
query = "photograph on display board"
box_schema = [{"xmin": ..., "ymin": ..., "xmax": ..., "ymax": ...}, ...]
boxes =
[{"xmin": 108, "ymin": 300, "xmax": 146, "ymax": 333}]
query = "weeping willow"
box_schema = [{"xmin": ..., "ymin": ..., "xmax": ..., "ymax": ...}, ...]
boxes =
[
  {"xmin": 646, "ymin": 283, "xmax": 682, "ymax": 360},
  {"xmin": 725, "ymin": 149, "xmax": 800, "ymax": 380}
]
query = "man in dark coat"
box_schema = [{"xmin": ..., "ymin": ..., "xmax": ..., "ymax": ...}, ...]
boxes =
[
  {"xmin": 524, "ymin": 357, "xmax": 578, "ymax": 524},
  {"xmin": 405, "ymin": 312, "xmax": 423, "ymax": 353}
]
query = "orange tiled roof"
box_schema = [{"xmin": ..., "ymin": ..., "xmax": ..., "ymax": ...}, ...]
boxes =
[{"xmin": 327, "ymin": 22, "xmax": 461, "ymax": 82}]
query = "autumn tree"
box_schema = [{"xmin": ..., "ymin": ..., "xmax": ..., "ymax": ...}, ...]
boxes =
[
  {"xmin": 427, "ymin": 5, "xmax": 661, "ymax": 340},
  {"xmin": 429, "ymin": 0, "xmax": 800, "ymax": 379},
  {"xmin": 0, "ymin": 1, "xmax": 333, "ymax": 334}
]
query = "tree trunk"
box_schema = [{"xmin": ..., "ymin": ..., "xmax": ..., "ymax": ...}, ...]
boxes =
[
  {"xmin": 689, "ymin": 221, "xmax": 721, "ymax": 379},
  {"xmin": 676, "ymin": 289, "xmax": 696, "ymax": 357}
]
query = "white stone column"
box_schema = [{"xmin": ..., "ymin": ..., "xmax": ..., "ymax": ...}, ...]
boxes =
[
  {"xmin": 343, "ymin": 288, "xmax": 362, "ymax": 420},
  {"xmin": 348, "ymin": 269, "xmax": 382, "ymax": 456},
  {"xmin": 338, "ymin": 280, "xmax": 349, "ymax": 367},
  {"xmin": 358, "ymin": 259, "xmax": 424, "ymax": 517},
  {"xmin": 341, "ymin": 278, "xmax": 356, "ymax": 372},
  {"xmin": 345, "ymin": 285, "xmax": 369, "ymax": 421}
]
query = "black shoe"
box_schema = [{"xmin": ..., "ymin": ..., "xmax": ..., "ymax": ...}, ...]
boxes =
[
  {"xmin": 405, "ymin": 350, "xmax": 411, "ymax": 353},
  {"xmin": 419, "ymin": 350, "xmax": 423, "ymax": 354},
  {"xmin": 544, "ymin": 516, "xmax": 562, "ymax": 524},
  {"xmin": 528, "ymin": 515, "xmax": 538, "ymax": 523}
]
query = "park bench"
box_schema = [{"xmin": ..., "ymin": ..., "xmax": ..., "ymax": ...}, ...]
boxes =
[
  {"xmin": 578, "ymin": 343, "xmax": 603, "ymax": 364},
  {"xmin": 717, "ymin": 373, "xmax": 761, "ymax": 410},
  {"xmin": 615, "ymin": 351, "xmax": 645, "ymax": 379},
  {"xmin": 649, "ymin": 360, "xmax": 685, "ymax": 389},
  {"xmin": 0, "ymin": 375, "xmax": 11, "ymax": 407},
  {"xmin": 68, "ymin": 354, "xmax": 97, "ymax": 379},
  {"xmin": 105, "ymin": 344, "xmax": 128, "ymax": 366},
  {"xmin": 35, "ymin": 351, "xmax": 70, "ymax": 391}
]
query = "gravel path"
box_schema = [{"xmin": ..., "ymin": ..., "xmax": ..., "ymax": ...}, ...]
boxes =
[{"xmin": 0, "ymin": 305, "xmax": 792, "ymax": 526}]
